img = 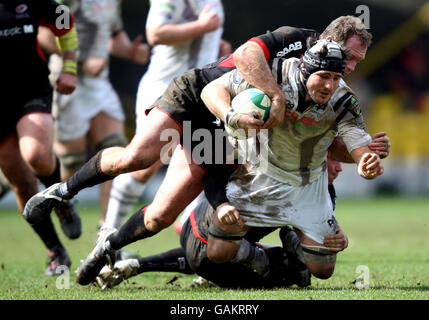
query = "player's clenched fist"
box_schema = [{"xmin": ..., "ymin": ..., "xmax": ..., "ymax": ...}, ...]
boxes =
[
  {"xmin": 358, "ymin": 152, "xmax": 384, "ymax": 179},
  {"xmin": 217, "ymin": 203, "xmax": 246, "ymax": 226}
]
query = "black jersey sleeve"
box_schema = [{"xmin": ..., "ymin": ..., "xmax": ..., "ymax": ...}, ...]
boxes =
[
  {"xmin": 249, "ymin": 26, "xmax": 319, "ymax": 60},
  {"xmin": 203, "ymin": 165, "xmax": 237, "ymax": 210}
]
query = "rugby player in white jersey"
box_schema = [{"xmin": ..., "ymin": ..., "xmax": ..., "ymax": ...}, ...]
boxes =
[{"xmin": 200, "ymin": 39, "xmax": 383, "ymax": 280}]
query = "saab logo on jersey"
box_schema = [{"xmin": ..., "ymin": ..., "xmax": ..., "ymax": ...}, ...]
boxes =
[
  {"xmin": 276, "ymin": 41, "xmax": 303, "ymax": 57},
  {"xmin": 16, "ymin": 4, "xmax": 28, "ymax": 14},
  {"xmin": 350, "ymin": 96, "xmax": 361, "ymax": 115}
]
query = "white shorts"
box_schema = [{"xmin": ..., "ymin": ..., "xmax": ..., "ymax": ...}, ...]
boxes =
[
  {"xmin": 134, "ymin": 78, "xmax": 170, "ymax": 133},
  {"xmin": 53, "ymin": 75, "xmax": 124, "ymax": 141},
  {"xmin": 226, "ymin": 169, "xmax": 337, "ymax": 244}
]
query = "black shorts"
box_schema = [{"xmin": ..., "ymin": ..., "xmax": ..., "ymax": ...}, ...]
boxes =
[
  {"xmin": 1, "ymin": 85, "xmax": 53, "ymax": 143},
  {"xmin": 179, "ymin": 199, "xmax": 273, "ymax": 289},
  {"xmin": 149, "ymin": 69, "xmax": 235, "ymax": 170}
]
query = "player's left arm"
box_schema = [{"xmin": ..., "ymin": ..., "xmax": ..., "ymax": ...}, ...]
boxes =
[
  {"xmin": 40, "ymin": 0, "xmax": 78, "ymax": 94},
  {"xmin": 368, "ymin": 131, "xmax": 390, "ymax": 159},
  {"xmin": 330, "ymin": 132, "xmax": 391, "ymax": 163}
]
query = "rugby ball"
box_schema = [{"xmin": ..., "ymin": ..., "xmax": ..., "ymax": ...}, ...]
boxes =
[{"xmin": 225, "ymin": 88, "xmax": 271, "ymax": 139}]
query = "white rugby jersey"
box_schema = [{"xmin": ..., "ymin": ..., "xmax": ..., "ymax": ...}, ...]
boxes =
[
  {"xmin": 139, "ymin": 0, "xmax": 224, "ymax": 103},
  {"xmin": 222, "ymin": 57, "xmax": 372, "ymax": 187},
  {"xmin": 64, "ymin": 0, "xmax": 123, "ymax": 78}
]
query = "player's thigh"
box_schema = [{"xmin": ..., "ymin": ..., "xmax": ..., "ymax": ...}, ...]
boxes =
[
  {"xmin": 0, "ymin": 134, "xmax": 38, "ymax": 209},
  {"xmin": 144, "ymin": 145, "xmax": 206, "ymax": 228},
  {"xmin": 16, "ymin": 112, "xmax": 54, "ymax": 154},
  {"xmin": 87, "ymin": 112, "xmax": 124, "ymax": 145},
  {"xmin": 123, "ymin": 108, "xmax": 182, "ymax": 167},
  {"xmin": 16, "ymin": 112, "xmax": 55, "ymax": 171}
]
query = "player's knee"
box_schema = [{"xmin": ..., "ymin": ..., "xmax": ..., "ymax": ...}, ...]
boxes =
[
  {"xmin": 23, "ymin": 151, "xmax": 54, "ymax": 175},
  {"xmin": 144, "ymin": 214, "xmax": 175, "ymax": 232},
  {"xmin": 58, "ymin": 151, "xmax": 87, "ymax": 172},
  {"xmin": 310, "ymin": 264, "xmax": 335, "ymax": 279},
  {"xmin": 207, "ymin": 223, "xmax": 245, "ymax": 264},
  {"xmin": 95, "ymin": 133, "xmax": 128, "ymax": 152},
  {"xmin": 207, "ymin": 240, "xmax": 236, "ymax": 264},
  {"xmin": 302, "ymin": 243, "xmax": 337, "ymax": 279}
]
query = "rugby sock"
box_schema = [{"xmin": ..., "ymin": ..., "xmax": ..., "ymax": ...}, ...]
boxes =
[
  {"xmin": 59, "ymin": 152, "xmax": 112, "ymax": 199},
  {"xmin": 136, "ymin": 248, "xmax": 194, "ymax": 274},
  {"xmin": 36, "ymin": 157, "xmax": 61, "ymax": 188},
  {"xmin": 107, "ymin": 206, "xmax": 156, "ymax": 250},
  {"xmin": 103, "ymin": 173, "xmax": 146, "ymax": 229},
  {"xmin": 31, "ymin": 215, "xmax": 63, "ymax": 250},
  {"xmin": 231, "ymin": 239, "xmax": 269, "ymax": 276}
]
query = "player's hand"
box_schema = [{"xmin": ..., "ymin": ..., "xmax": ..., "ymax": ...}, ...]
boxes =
[
  {"xmin": 262, "ymin": 94, "xmax": 286, "ymax": 129},
  {"xmin": 130, "ymin": 35, "xmax": 150, "ymax": 65},
  {"xmin": 237, "ymin": 113, "xmax": 265, "ymax": 136},
  {"xmin": 82, "ymin": 57, "xmax": 107, "ymax": 77},
  {"xmin": 358, "ymin": 152, "xmax": 384, "ymax": 179},
  {"xmin": 368, "ymin": 132, "xmax": 390, "ymax": 159},
  {"xmin": 217, "ymin": 203, "xmax": 246, "ymax": 226},
  {"xmin": 56, "ymin": 72, "xmax": 76, "ymax": 94},
  {"xmin": 324, "ymin": 226, "xmax": 348, "ymax": 253},
  {"xmin": 198, "ymin": 4, "xmax": 222, "ymax": 32}
]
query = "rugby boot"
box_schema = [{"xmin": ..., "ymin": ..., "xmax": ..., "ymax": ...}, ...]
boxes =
[
  {"xmin": 45, "ymin": 245, "xmax": 71, "ymax": 276},
  {"xmin": 23, "ymin": 183, "xmax": 67, "ymax": 225},
  {"xmin": 54, "ymin": 200, "xmax": 82, "ymax": 239},
  {"xmin": 95, "ymin": 258, "xmax": 140, "ymax": 289},
  {"xmin": 76, "ymin": 227, "xmax": 117, "ymax": 285},
  {"xmin": 280, "ymin": 226, "xmax": 311, "ymax": 287}
]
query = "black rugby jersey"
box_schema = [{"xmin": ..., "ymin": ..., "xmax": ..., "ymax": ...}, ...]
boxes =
[
  {"xmin": 0, "ymin": 0, "xmax": 73, "ymax": 90},
  {"xmin": 199, "ymin": 26, "xmax": 319, "ymax": 84}
]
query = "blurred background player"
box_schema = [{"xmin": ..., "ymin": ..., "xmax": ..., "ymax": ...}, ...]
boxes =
[
  {"xmin": 0, "ymin": 0, "xmax": 78, "ymax": 275},
  {"xmin": 39, "ymin": 0, "xmax": 150, "ymax": 230},
  {"xmin": 102, "ymin": 0, "xmax": 231, "ymax": 233}
]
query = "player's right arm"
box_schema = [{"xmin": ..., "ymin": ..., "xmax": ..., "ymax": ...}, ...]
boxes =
[
  {"xmin": 203, "ymin": 165, "xmax": 246, "ymax": 226},
  {"xmin": 233, "ymin": 27, "xmax": 318, "ymax": 129},
  {"xmin": 146, "ymin": 3, "xmax": 221, "ymax": 46},
  {"xmin": 201, "ymin": 71, "xmax": 264, "ymax": 131},
  {"xmin": 233, "ymin": 41, "xmax": 286, "ymax": 129}
]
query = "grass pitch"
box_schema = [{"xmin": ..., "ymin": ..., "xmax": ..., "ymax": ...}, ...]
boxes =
[{"xmin": 0, "ymin": 196, "xmax": 428, "ymax": 301}]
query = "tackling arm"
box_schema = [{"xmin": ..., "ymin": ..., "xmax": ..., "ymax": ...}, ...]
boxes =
[{"xmin": 233, "ymin": 41, "xmax": 286, "ymax": 128}]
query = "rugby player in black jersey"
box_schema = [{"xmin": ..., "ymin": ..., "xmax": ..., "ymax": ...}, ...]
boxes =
[
  {"xmin": 23, "ymin": 15, "xmax": 388, "ymax": 284},
  {"xmin": 0, "ymin": 0, "xmax": 79, "ymax": 275}
]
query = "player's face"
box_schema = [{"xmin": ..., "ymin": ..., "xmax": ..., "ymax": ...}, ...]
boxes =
[
  {"xmin": 328, "ymin": 157, "xmax": 343, "ymax": 184},
  {"xmin": 344, "ymin": 35, "xmax": 367, "ymax": 75},
  {"xmin": 306, "ymin": 71, "xmax": 342, "ymax": 104}
]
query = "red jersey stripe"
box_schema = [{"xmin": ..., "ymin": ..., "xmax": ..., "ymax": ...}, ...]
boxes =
[{"xmin": 249, "ymin": 37, "xmax": 270, "ymax": 59}]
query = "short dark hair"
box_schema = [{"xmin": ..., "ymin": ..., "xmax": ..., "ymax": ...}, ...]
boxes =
[{"xmin": 320, "ymin": 16, "xmax": 372, "ymax": 48}]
